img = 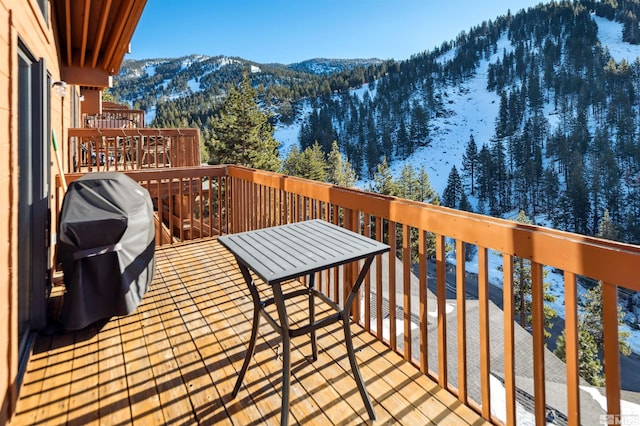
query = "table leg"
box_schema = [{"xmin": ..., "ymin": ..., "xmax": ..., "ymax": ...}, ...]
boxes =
[
  {"xmin": 308, "ymin": 273, "xmax": 318, "ymax": 361},
  {"xmin": 232, "ymin": 265, "xmax": 262, "ymax": 398},
  {"xmin": 343, "ymin": 256, "xmax": 376, "ymax": 420},
  {"xmin": 272, "ymin": 282, "xmax": 291, "ymax": 426}
]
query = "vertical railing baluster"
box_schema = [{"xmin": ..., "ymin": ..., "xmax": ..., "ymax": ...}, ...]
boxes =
[
  {"xmin": 564, "ymin": 271, "xmax": 580, "ymax": 426},
  {"xmin": 168, "ymin": 178, "xmax": 175, "ymax": 241},
  {"xmin": 178, "ymin": 177, "xmax": 185, "ymax": 241},
  {"xmin": 364, "ymin": 214, "xmax": 372, "ymax": 333},
  {"xmin": 349, "ymin": 209, "xmax": 360, "ymax": 323},
  {"xmin": 603, "ymin": 281, "xmax": 622, "ymax": 418},
  {"xmin": 478, "ymin": 246, "xmax": 491, "ymax": 418},
  {"xmin": 332, "ymin": 204, "xmax": 339, "ymax": 304},
  {"xmin": 403, "ymin": 224, "xmax": 411, "ymax": 361},
  {"xmin": 531, "ymin": 261, "xmax": 546, "ymax": 425},
  {"xmin": 156, "ymin": 178, "xmax": 164, "ymax": 245},
  {"xmin": 456, "ymin": 239, "xmax": 467, "ymax": 404},
  {"xmin": 389, "ymin": 221, "xmax": 397, "ymax": 351},
  {"xmin": 376, "ymin": 216, "xmax": 383, "ymax": 341},
  {"xmin": 220, "ymin": 175, "xmax": 226, "ymax": 234},
  {"xmin": 503, "ymin": 254, "xmax": 516, "ymax": 425},
  {"xmin": 436, "ymin": 234, "xmax": 447, "ymax": 388},
  {"xmin": 252, "ymin": 182, "xmax": 258, "ymax": 230},
  {"xmin": 418, "ymin": 229, "xmax": 428, "ymax": 374}
]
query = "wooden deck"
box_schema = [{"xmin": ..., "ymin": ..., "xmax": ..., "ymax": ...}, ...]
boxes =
[{"xmin": 11, "ymin": 239, "xmax": 488, "ymax": 425}]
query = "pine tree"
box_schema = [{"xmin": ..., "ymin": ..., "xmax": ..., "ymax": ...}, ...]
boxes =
[
  {"xmin": 459, "ymin": 192, "xmax": 472, "ymax": 212},
  {"xmin": 396, "ymin": 121, "xmax": 410, "ymax": 158},
  {"xmin": 477, "ymin": 144, "xmax": 493, "ymax": 202},
  {"xmin": 597, "ymin": 209, "xmax": 618, "ymax": 241},
  {"xmin": 581, "ymin": 283, "xmax": 631, "ymax": 357},
  {"xmin": 370, "ymin": 157, "xmax": 398, "ymax": 196},
  {"xmin": 282, "ymin": 142, "xmax": 328, "ymax": 182},
  {"xmin": 554, "ymin": 327, "xmax": 604, "ymax": 386},
  {"xmin": 327, "ymin": 141, "xmax": 357, "ymax": 187},
  {"xmin": 441, "ymin": 165, "xmax": 463, "ymax": 209},
  {"xmin": 409, "ymin": 101, "xmax": 429, "ymax": 147},
  {"xmin": 492, "ymin": 139, "xmax": 510, "ymax": 214},
  {"xmin": 566, "ymin": 153, "xmax": 590, "ymax": 234},
  {"xmin": 208, "ymin": 72, "xmax": 281, "ymax": 171},
  {"xmin": 281, "ymin": 145, "xmax": 305, "ymax": 177},
  {"xmin": 416, "ymin": 165, "xmax": 438, "ymax": 205},
  {"xmin": 495, "ymin": 91, "xmax": 509, "ymax": 138},
  {"xmin": 462, "ymin": 134, "xmax": 478, "ymax": 195},
  {"xmin": 397, "ymin": 164, "xmax": 419, "ymax": 201}
]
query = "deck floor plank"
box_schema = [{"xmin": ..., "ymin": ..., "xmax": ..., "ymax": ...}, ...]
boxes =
[
  {"xmin": 11, "ymin": 238, "xmax": 489, "ymax": 426},
  {"xmin": 35, "ymin": 330, "xmax": 75, "ymax": 425},
  {"xmin": 117, "ymin": 302, "xmax": 166, "ymax": 425},
  {"xmin": 97, "ymin": 311, "xmax": 132, "ymax": 424},
  {"xmin": 66, "ymin": 324, "xmax": 100, "ymax": 426},
  {"xmin": 141, "ymin": 255, "xmax": 200, "ymax": 425},
  {"xmin": 13, "ymin": 335, "xmax": 52, "ymax": 425}
]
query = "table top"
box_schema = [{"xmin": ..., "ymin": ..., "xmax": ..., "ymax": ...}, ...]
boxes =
[{"xmin": 218, "ymin": 219, "xmax": 390, "ymax": 284}]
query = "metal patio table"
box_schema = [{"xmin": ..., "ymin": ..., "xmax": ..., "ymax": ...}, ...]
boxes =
[{"xmin": 218, "ymin": 219, "xmax": 390, "ymax": 425}]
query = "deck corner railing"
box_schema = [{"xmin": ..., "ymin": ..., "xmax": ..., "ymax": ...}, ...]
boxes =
[{"xmin": 53, "ymin": 164, "xmax": 640, "ymax": 426}]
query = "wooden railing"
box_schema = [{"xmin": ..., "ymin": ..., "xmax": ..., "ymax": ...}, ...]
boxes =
[
  {"xmin": 82, "ymin": 107, "xmax": 145, "ymax": 129},
  {"xmin": 57, "ymin": 166, "xmax": 228, "ymax": 246},
  {"xmin": 66, "ymin": 128, "xmax": 201, "ymax": 174},
  {"xmin": 54, "ymin": 165, "xmax": 640, "ymax": 426}
]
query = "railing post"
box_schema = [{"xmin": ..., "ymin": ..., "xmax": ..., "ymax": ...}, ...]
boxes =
[
  {"xmin": 456, "ymin": 239, "xmax": 467, "ymax": 405},
  {"xmin": 503, "ymin": 254, "xmax": 516, "ymax": 426},
  {"xmin": 436, "ymin": 234, "xmax": 447, "ymax": 388},
  {"xmin": 531, "ymin": 262, "xmax": 546, "ymax": 426},
  {"xmin": 403, "ymin": 224, "xmax": 411, "ymax": 361},
  {"xmin": 564, "ymin": 272, "xmax": 580, "ymax": 426},
  {"xmin": 602, "ymin": 282, "xmax": 621, "ymax": 418}
]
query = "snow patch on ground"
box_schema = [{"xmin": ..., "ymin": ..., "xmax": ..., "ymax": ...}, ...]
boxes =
[
  {"xmin": 187, "ymin": 77, "xmax": 200, "ymax": 92},
  {"xmin": 593, "ymin": 14, "xmax": 640, "ymax": 63},
  {"xmin": 145, "ymin": 64, "xmax": 157, "ymax": 77}
]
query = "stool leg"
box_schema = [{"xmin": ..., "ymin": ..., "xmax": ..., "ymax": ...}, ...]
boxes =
[
  {"xmin": 273, "ymin": 282, "xmax": 291, "ymax": 426},
  {"xmin": 342, "ymin": 312, "xmax": 376, "ymax": 420},
  {"xmin": 232, "ymin": 265, "xmax": 262, "ymax": 398},
  {"xmin": 308, "ymin": 273, "xmax": 318, "ymax": 361},
  {"xmin": 231, "ymin": 302, "xmax": 260, "ymax": 397}
]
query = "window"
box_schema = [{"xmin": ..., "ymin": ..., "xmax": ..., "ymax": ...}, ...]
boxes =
[
  {"xmin": 36, "ymin": 0, "xmax": 48, "ymax": 24},
  {"xmin": 17, "ymin": 42, "xmax": 50, "ymax": 378}
]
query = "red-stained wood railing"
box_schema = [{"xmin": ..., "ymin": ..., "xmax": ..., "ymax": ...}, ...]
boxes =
[{"xmin": 54, "ymin": 164, "xmax": 640, "ymax": 426}]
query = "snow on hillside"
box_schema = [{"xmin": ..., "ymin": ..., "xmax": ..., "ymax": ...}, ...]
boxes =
[
  {"xmin": 387, "ymin": 35, "xmax": 514, "ymax": 194},
  {"xmin": 145, "ymin": 64, "xmax": 157, "ymax": 77},
  {"xmin": 593, "ymin": 14, "xmax": 640, "ymax": 62},
  {"xmin": 274, "ymin": 14, "xmax": 640, "ymax": 357},
  {"xmin": 187, "ymin": 78, "xmax": 200, "ymax": 92}
]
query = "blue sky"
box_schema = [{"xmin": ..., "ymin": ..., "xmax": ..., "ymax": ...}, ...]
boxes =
[{"xmin": 129, "ymin": 1, "xmax": 545, "ymax": 64}]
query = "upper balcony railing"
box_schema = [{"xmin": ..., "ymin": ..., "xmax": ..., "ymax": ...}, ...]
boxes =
[
  {"xmin": 83, "ymin": 102, "xmax": 145, "ymax": 129},
  {"xmin": 54, "ymin": 165, "xmax": 640, "ymax": 426},
  {"xmin": 66, "ymin": 128, "xmax": 201, "ymax": 174}
]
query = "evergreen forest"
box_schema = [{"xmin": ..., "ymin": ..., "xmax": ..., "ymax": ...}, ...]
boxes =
[{"xmin": 112, "ymin": 0, "xmax": 640, "ymax": 247}]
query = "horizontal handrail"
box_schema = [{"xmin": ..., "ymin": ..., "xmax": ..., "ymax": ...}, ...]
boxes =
[{"xmin": 226, "ymin": 165, "xmax": 640, "ymax": 290}]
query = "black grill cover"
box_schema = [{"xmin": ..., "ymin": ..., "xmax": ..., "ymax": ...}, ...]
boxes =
[{"xmin": 58, "ymin": 172, "xmax": 155, "ymax": 330}]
